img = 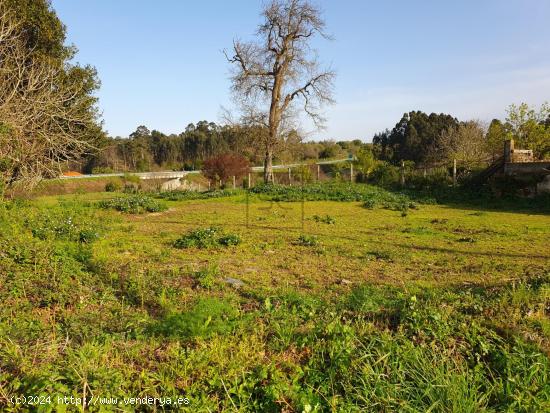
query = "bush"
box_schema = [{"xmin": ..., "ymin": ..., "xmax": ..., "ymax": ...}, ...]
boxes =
[
  {"xmin": 105, "ymin": 181, "xmax": 121, "ymax": 192},
  {"xmin": 370, "ymin": 162, "xmax": 400, "ymax": 187},
  {"xmin": 98, "ymin": 195, "xmax": 167, "ymax": 214},
  {"xmin": 202, "ymin": 153, "xmax": 250, "ymax": 186}
]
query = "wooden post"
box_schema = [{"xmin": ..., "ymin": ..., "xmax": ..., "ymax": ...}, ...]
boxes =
[
  {"xmin": 248, "ymin": 173, "xmax": 251, "ymax": 189},
  {"xmin": 453, "ymin": 159, "xmax": 457, "ymax": 187},
  {"xmin": 317, "ymin": 164, "xmax": 320, "ymax": 181},
  {"xmin": 504, "ymin": 139, "xmax": 514, "ymax": 163},
  {"xmin": 400, "ymin": 160, "xmax": 405, "ymax": 187},
  {"xmin": 232, "ymin": 175, "xmax": 236, "ymax": 189},
  {"xmin": 288, "ymin": 167, "xmax": 292, "ymax": 185},
  {"xmin": 208, "ymin": 181, "xmax": 211, "ymax": 190},
  {"xmin": 350, "ymin": 163, "xmax": 354, "ymax": 183},
  {"xmin": 246, "ymin": 189, "xmax": 249, "ymax": 229}
]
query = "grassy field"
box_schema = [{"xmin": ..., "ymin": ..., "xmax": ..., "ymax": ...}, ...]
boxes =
[{"xmin": 1, "ymin": 184, "xmax": 549, "ymax": 411}]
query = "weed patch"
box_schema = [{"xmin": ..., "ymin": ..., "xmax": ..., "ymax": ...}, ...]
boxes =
[
  {"xmin": 98, "ymin": 195, "xmax": 167, "ymax": 213},
  {"xmin": 294, "ymin": 234, "xmax": 319, "ymax": 247},
  {"xmin": 311, "ymin": 214, "xmax": 336, "ymax": 224},
  {"xmin": 173, "ymin": 227, "xmax": 241, "ymax": 249}
]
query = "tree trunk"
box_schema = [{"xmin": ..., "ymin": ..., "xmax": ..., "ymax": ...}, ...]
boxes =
[{"xmin": 264, "ymin": 149, "xmax": 273, "ymax": 183}]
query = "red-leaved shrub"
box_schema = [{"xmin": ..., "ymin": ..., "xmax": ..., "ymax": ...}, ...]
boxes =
[{"xmin": 201, "ymin": 153, "xmax": 250, "ymax": 185}]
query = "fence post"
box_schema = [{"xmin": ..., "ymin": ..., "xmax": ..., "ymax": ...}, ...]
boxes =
[
  {"xmin": 350, "ymin": 163, "xmax": 354, "ymax": 183},
  {"xmin": 232, "ymin": 175, "xmax": 236, "ymax": 189},
  {"xmin": 400, "ymin": 160, "xmax": 405, "ymax": 187},
  {"xmin": 248, "ymin": 173, "xmax": 251, "ymax": 189},
  {"xmin": 317, "ymin": 164, "xmax": 320, "ymax": 181},
  {"xmin": 453, "ymin": 159, "xmax": 457, "ymax": 187},
  {"xmin": 208, "ymin": 181, "xmax": 211, "ymax": 190},
  {"xmin": 288, "ymin": 167, "xmax": 292, "ymax": 186}
]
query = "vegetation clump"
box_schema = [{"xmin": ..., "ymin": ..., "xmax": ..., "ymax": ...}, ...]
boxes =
[
  {"xmin": 149, "ymin": 297, "xmax": 241, "ymax": 339},
  {"xmin": 157, "ymin": 188, "xmax": 239, "ymax": 201},
  {"xmin": 98, "ymin": 195, "xmax": 167, "ymax": 214},
  {"xmin": 312, "ymin": 214, "xmax": 336, "ymax": 224},
  {"xmin": 173, "ymin": 227, "xmax": 241, "ymax": 249},
  {"xmin": 104, "ymin": 181, "xmax": 121, "ymax": 192},
  {"xmin": 295, "ymin": 234, "xmax": 319, "ymax": 247},
  {"xmin": 252, "ymin": 182, "xmax": 413, "ymax": 206},
  {"xmin": 192, "ymin": 264, "xmax": 220, "ymax": 289}
]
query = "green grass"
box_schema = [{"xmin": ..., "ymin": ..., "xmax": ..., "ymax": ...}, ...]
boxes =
[{"xmin": 1, "ymin": 185, "xmax": 549, "ymax": 411}]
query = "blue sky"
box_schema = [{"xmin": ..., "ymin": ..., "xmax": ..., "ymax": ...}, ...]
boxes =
[{"xmin": 51, "ymin": 0, "xmax": 550, "ymax": 141}]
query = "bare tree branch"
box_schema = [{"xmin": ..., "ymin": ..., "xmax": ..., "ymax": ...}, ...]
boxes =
[
  {"xmin": 0, "ymin": 5, "xmax": 101, "ymax": 190},
  {"xmin": 225, "ymin": 0, "xmax": 335, "ymax": 183}
]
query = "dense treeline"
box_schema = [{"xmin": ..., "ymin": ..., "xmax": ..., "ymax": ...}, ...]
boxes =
[
  {"xmin": 83, "ymin": 123, "xmax": 369, "ymax": 173},
  {"xmin": 374, "ymin": 103, "xmax": 550, "ymax": 167},
  {"xmin": 84, "ymin": 101, "xmax": 549, "ymax": 175}
]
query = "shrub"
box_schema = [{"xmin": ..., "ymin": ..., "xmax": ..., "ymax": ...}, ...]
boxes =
[
  {"xmin": 193, "ymin": 264, "xmax": 220, "ymax": 289},
  {"xmin": 370, "ymin": 162, "xmax": 400, "ymax": 187},
  {"xmin": 98, "ymin": 195, "xmax": 167, "ymax": 214},
  {"xmin": 363, "ymin": 199, "xmax": 376, "ymax": 209},
  {"xmin": 201, "ymin": 153, "xmax": 250, "ymax": 186},
  {"xmin": 105, "ymin": 181, "xmax": 121, "ymax": 192}
]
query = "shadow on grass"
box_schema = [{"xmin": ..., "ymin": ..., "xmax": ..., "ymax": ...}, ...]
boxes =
[{"xmin": 392, "ymin": 186, "xmax": 550, "ymax": 216}]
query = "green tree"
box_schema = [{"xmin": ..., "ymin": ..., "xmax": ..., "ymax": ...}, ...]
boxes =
[
  {"xmin": 372, "ymin": 111, "xmax": 459, "ymax": 165},
  {"xmin": 505, "ymin": 102, "xmax": 550, "ymax": 159},
  {"xmin": 486, "ymin": 119, "xmax": 507, "ymax": 160},
  {"xmin": 355, "ymin": 147, "xmax": 377, "ymax": 181}
]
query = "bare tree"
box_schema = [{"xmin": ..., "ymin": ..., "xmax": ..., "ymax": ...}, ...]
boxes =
[
  {"xmin": 0, "ymin": 6, "xmax": 100, "ymax": 191},
  {"xmin": 225, "ymin": 0, "xmax": 335, "ymax": 183},
  {"xmin": 439, "ymin": 120, "xmax": 489, "ymax": 168}
]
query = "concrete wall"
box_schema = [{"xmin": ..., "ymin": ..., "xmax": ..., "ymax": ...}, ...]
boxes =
[{"xmin": 504, "ymin": 161, "xmax": 550, "ymax": 176}]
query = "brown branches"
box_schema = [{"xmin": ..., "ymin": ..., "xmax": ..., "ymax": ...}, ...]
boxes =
[{"xmin": 0, "ymin": 5, "xmax": 101, "ymax": 190}]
